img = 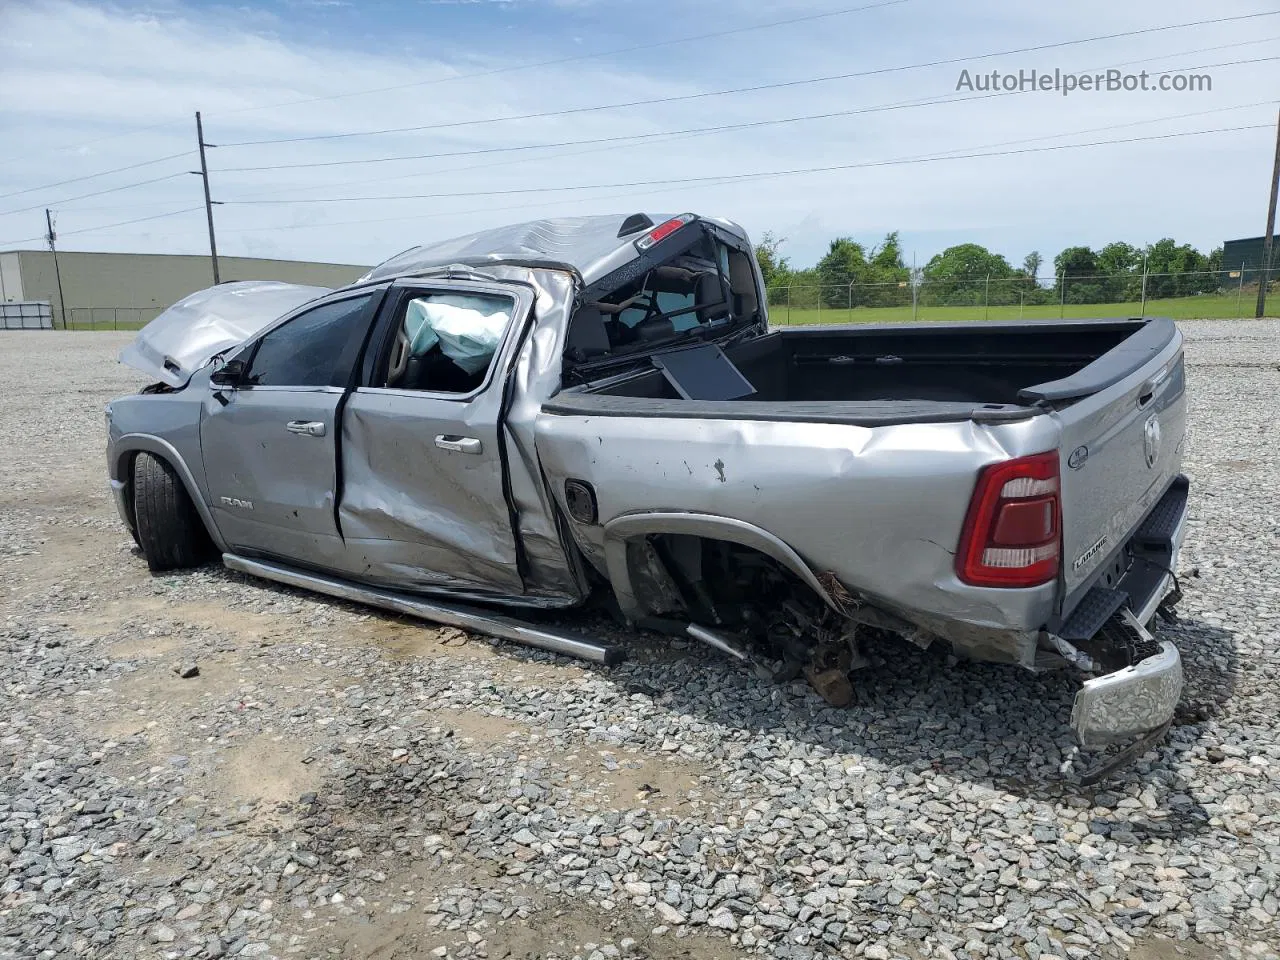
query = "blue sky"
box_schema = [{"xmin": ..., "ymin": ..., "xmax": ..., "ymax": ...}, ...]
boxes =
[{"xmin": 0, "ymin": 0, "xmax": 1277, "ymax": 272}]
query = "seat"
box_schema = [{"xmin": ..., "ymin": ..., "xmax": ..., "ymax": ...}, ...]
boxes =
[
  {"xmin": 695, "ymin": 272, "xmax": 730, "ymax": 324},
  {"xmin": 566, "ymin": 306, "xmax": 612, "ymax": 360}
]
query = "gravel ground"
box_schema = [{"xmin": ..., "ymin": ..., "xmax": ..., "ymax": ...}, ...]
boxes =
[{"xmin": 0, "ymin": 323, "xmax": 1277, "ymax": 960}]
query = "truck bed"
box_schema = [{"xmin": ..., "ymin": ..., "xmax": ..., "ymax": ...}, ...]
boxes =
[{"xmin": 560, "ymin": 318, "xmax": 1164, "ymax": 410}]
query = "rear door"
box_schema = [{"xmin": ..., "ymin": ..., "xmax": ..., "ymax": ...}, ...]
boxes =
[
  {"xmin": 200, "ymin": 290, "xmax": 381, "ymax": 570},
  {"xmin": 336, "ymin": 278, "xmax": 534, "ymax": 595},
  {"xmin": 1053, "ymin": 323, "xmax": 1187, "ymax": 601}
]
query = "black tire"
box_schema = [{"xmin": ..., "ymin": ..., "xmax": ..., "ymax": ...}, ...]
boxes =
[{"xmin": 132, "ymin": 452, "xmax": 210, "ymax": 572}]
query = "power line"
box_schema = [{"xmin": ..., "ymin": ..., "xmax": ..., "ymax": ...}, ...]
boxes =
[
  {"xmin": 215, "ymin": 41, "xmax": 1280, "ymax": 207},
  {"xmin": 0, "ymin": 172, "xmax": 193, "ymax": 219},
  {"xmin": 219, "ymin": 123, "xmax": 1271, "ymax": 207},
  {"xmin": 58, "ymin": 44, "xmax": 1268, "ymax": 214},
  {"xmin": 212, "ymin": 34, "xmax": 1280, "ymax": 177},
  {"xmin": 222, "ymin": 86, "xmax": 1279, "ymax": 209},
  {"xmin": 214, "ymin": 11, "xmax": 1280, "ymax": 148},
  {"xmin": 0, "ymin": 0, "xmax": 906, "ymax": 169},
  {"xmin": 214, "ymin": 120, "xmax": 1273, "ymax": 239},
  {"xmin": 218, "ymin": 90, "xmax": 1011, "ymax": 179},
  {"xmin": 214, "ymin": 0, "xmax": 910, "ymax": 117},
  {"xmin": 0, "ymin": 205, "xmax": 204, "ymax": 249},
  {"xmin": 0, "ymin": 151, "xmax": 193, "ymax": 202}
]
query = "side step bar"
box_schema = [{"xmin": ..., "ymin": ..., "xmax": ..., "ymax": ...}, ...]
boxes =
[{"xmin": 222, "ymin": 553, "xmax": 625, "ymax": 666}]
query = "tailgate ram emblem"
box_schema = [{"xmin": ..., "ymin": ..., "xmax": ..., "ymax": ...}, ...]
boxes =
[{"xmin": 1143, "ymin": 415, "xmax": 1161, "ymax": 468}]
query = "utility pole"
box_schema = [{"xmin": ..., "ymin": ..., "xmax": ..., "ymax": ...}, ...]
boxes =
[
  {"xmin": 44, "ymin": 209, "xmax": 68, "ymax": 330},
  {"xmin": 195, "ymin": 111, "xmax": 221, "ymax": 285},
  {"xmin": 1140, "ymin": 254, "xmax": 1149, "ymax": 317},
  {"xmin": 1257, "ymin": 107, "xmax": 1280, "ymax": 318}
]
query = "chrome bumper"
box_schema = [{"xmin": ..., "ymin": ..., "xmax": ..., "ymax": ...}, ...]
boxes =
[{"xmin": 1071, "ymin": 632, "xmax": 1183, "ymax": 749}]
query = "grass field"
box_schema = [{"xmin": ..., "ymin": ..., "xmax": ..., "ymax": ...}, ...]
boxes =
[{"xmin": 767, "ymin": 292, "xmax": 1262, "ymax": 325}]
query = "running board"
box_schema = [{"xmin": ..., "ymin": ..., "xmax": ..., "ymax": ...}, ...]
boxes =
[{"xmin": 222, "ymin": 553, "xmax": 624, "ymax": 666}]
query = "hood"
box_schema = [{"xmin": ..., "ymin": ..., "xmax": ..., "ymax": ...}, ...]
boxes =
[{"xmin": 119, "ymin": 281, "xmax": 330, "ymax": 387}]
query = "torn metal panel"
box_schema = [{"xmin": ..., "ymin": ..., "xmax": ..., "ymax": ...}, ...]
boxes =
[
  {"xmin": 494, "ymin": 267, "xmax": 592, "ymax": 602},
  {"xmin": 120, "ymin": 281, "xmax": 329, "ymax": 387},
  {"xmin": 535, "ymin": 407, "xmax": 1060, "ymax": 659}
]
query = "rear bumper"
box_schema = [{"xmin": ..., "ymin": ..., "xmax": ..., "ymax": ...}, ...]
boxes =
[
  {"xmin": 1064, "ymin": 476, "xmax": 1189, "ymax": 747},
  {"xmin": 1072, "ymin": 635, "xmax": 1182, "ymax": 749}
]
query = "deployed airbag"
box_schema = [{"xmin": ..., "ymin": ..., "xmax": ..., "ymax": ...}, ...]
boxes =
[{"xmin": 404, "ymin": 294, "xmax": 512, "ymax": 374}]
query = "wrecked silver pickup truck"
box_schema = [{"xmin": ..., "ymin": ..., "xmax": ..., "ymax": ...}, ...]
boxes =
[{"xmin": 108, "ymin": 212, "xmax": 1188, "ymax": 764}]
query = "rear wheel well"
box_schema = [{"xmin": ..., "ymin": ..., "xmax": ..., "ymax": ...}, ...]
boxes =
[
  {"xmin": 627, "ymin": 533, "xmax": 832, "ymax": 633},
  {"xmin": 621, "ymin": 531, "xmax": 918, "ymax": 655}
]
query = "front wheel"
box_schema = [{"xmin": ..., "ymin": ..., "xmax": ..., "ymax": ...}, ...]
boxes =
[{"xmin": 132, "ymin": 452, "xmax": 211, "ymax": 572}]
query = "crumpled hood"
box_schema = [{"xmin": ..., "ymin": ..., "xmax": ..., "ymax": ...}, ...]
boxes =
[{"xmin": 119, "ymin": 281, "xmax": 330, "ymax": 387}]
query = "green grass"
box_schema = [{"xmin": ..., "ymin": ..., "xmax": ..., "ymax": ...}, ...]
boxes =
[
  {"xmin": 767, "ymin": 292, "xmax": 1260, "ymax": 325},
  {"xmin": 65, "ymin": 320, "xmax": 149, "ymax": 331},
  {"xmin": 58, "ymin": 292, "xmax": 1265, "ymax": 331}
]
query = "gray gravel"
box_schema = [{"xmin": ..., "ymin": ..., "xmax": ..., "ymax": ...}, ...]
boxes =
[{"xmin": 1, "ymin": 323, "xmax": 1278, "ymax": 960}]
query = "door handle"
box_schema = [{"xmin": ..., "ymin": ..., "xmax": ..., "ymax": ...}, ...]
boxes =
[
  {"xmin": 286, "ymin": 420, "xmax": 326, "ymax": 437},
  {"xmin": 435, "ymin": 435, "xmax": 482, "ymax": 454}
]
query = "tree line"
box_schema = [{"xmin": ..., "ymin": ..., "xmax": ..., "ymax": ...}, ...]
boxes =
[{"xmin": 754, "ymin": 232, "xmax": 1227, "ymax": 307}]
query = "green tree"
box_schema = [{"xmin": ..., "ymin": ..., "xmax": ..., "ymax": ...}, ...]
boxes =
[
  {"xmin": 866, "ymin": 232, "xmax": 910, "ymax": 306},
  {"xmin": 1054, "ymin": 246, "xmax": 1106, "ymax": 304},
  {"xmin": 871, "ymin": 231, "xmax": 905, "ymax": 272},
  {"xmin": 816, "ymin": 237, "xmax": 872, "ymax": 307},
  {"xmin": 1021, "ymin": 251, "xmax": 1043, "ymax": 281},
  {"xmin": 754, "ymin": 231, "xmax": 791, "ymax": 288},
  {"xmin": 1096, "ymin": 242, "xmax": 1144, "ymax": 301},
  {"xmin": 922, "ymin": 243, "xmax": 1014, "ymax": 305},
  {"xmin": 1017, "ymin": 251, "xmax": 1055, "ymax": 304},
  {"xmin": 1143, "ymin": 238, "xmax": 1215, "ymax": 297}
]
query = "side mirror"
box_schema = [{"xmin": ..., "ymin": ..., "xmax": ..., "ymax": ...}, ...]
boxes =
[{"xmin": 210, "ymin": 358, "xmax": 246, "ymax": 387}]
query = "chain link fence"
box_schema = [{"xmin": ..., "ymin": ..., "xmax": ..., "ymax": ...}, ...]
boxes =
[
  {"xmin": 43, "ymin": 266, "xmax": 1277, "ymax": 330},
  {"xmin": 766, "ymin": 268, "xmax": 1274, "ymax": 325},
  {"xmin": 61, "ymin": 306, "xmax": 163, "ymax": 330}
]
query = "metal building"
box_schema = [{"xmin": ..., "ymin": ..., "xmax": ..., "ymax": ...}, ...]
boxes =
[
  {"xmin": 1221, "ymin": 234, "xmax": 1279, "ymax": 283},
  {"xmin": 0, "ymin": 250, "xmax": 369, "ymax": 329}
]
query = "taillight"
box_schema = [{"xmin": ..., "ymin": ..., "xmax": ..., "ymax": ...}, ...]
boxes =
[
  {"xmin": 956, "ymin": 451, "xmax": 1061, "ymax": 588},
  {"xmin": 635, "ymin": 213, "xmax": 695, "ymax": 251}
]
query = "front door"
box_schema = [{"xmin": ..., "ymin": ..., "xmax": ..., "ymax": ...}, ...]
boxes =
[
  {"xmin": 200, "ymin": 290, "xmax": 380, "ymax": 570},
  {"xmin": 337, "ymin": 279, "xmax": 532, "ymax": 596}
]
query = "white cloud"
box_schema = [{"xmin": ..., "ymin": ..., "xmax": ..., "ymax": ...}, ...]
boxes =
[{"xmin": 0, "ymin": 0, "xmax": 1276, "ymax": 269}]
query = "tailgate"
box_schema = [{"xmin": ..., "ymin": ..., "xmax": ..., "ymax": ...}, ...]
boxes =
[{"xmin": 1037, "ymin": 319, "xmax": 1187, "ymax": 598}]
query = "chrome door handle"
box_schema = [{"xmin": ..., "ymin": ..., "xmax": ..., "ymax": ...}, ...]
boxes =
[
  {"xmin": 286, "ymin": 420, "xmax": 326, "ymax": 437},
  {"xmin": 435, "ymin": 435, "xmax": 482, "ymax": 454}
]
